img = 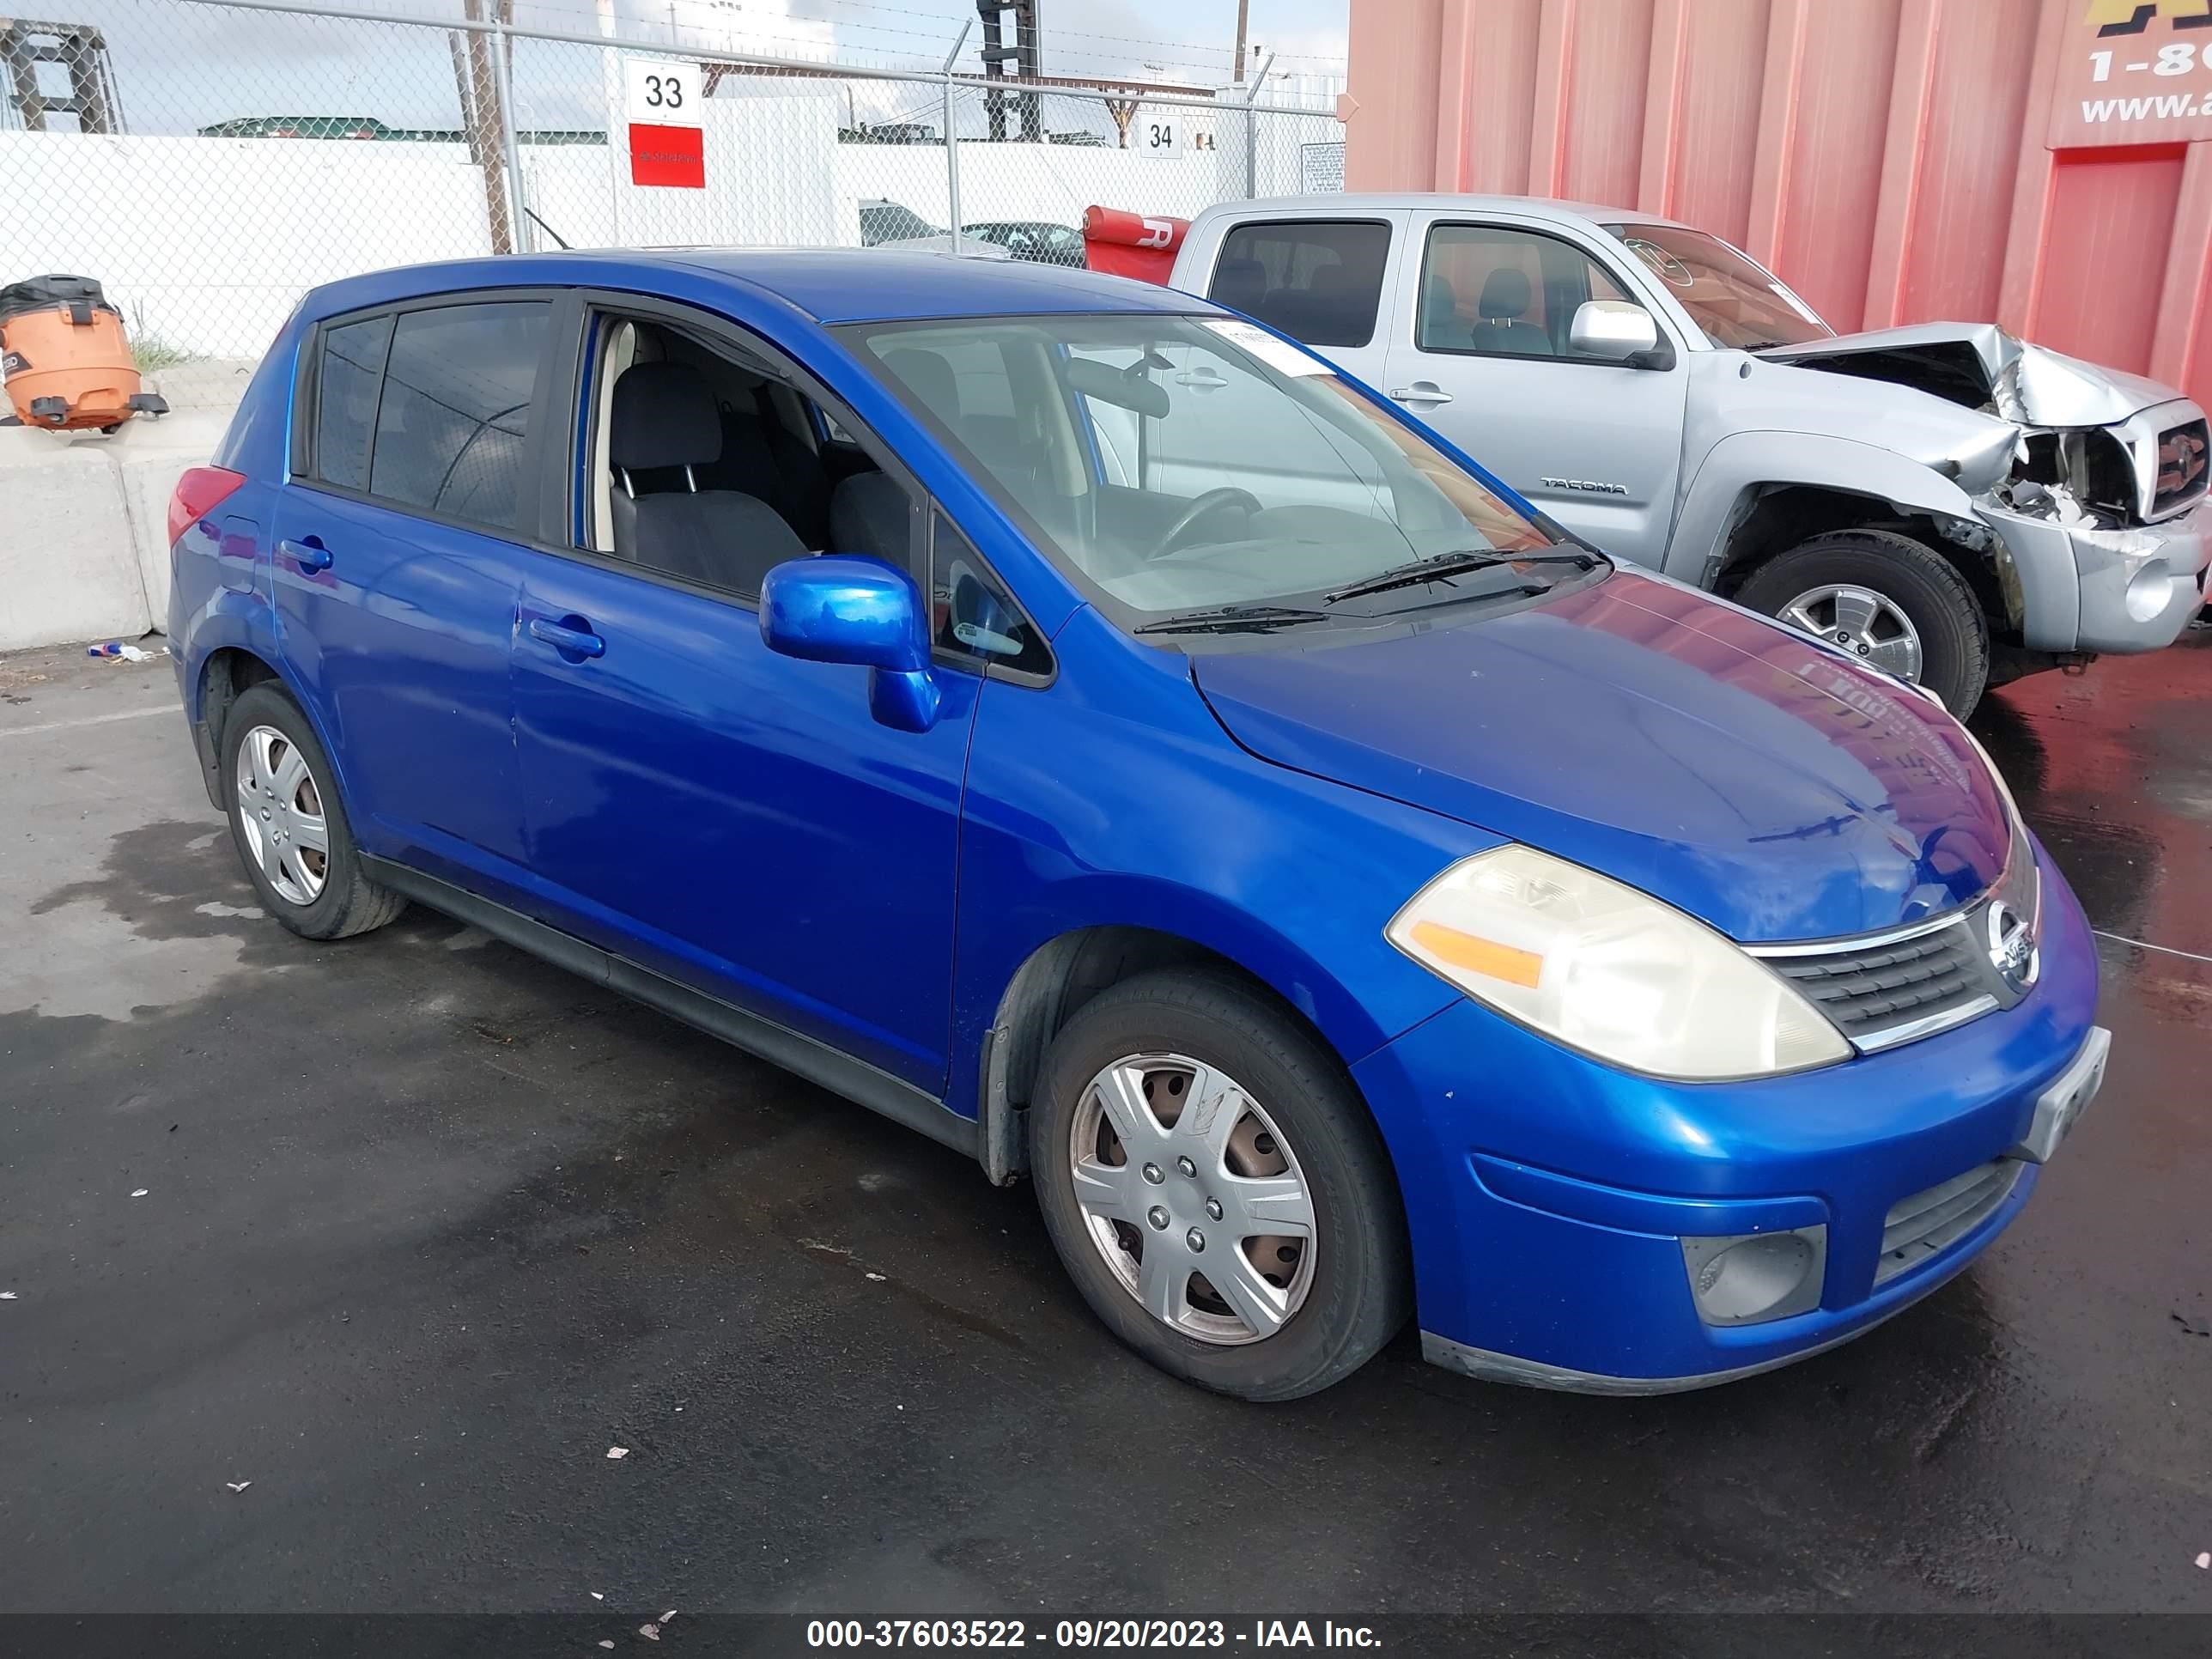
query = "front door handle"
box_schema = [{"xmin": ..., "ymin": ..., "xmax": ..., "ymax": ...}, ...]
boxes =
[
  {"xmin": 526, "ymin": 616, "xmax": 605, "ymax": 659},
  {"xmin": 277, "ymin": 537, "xmax": 332, "ymax": 572},
  {"xmin": 1387, "ymin": 383, "xmax": 1454, "ymax": 405}
]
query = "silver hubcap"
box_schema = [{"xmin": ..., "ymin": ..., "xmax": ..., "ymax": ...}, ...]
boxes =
[
  {"xmin": 234, "ymin": 725, "xmax": 330, "ymax": 906},
  {"xmin": 1069, "ymin": 1053, "xmax": 1316, "ymax": 1346},
  {"xmin": 1776, "ymin": 582, "xmax": 1923, "ymax": 680}
]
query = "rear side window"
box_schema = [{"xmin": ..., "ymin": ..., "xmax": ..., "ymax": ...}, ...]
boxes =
[
  {"xmin": 313, "ymin": 314, "xmax": 393, "ymax": 492},
  {"xmin": 368, "ymin": 302, "xmax": 549, "ymax": 532},
  {"xmin": 1206, "ymin": 220, "xmax": 1390, "ymax": 349}
]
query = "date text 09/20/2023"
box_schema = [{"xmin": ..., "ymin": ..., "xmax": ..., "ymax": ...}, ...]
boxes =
[{"xmin": 805, "ymin": 1619, "xmax": 1382, "ymax": 1648}]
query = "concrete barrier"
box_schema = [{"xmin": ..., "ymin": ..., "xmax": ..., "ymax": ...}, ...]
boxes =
[
  {"xmin": 0, "ymin": 440, "xmax": 147, "ymax": 651},
  {"xmin": 0, "ymin": 359, "xmax": 247, "ymax": 653}
]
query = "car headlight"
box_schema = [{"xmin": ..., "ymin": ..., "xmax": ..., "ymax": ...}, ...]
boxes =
[
  {"xmin": 1386, "ymin": 845, "xmax": 1851, "ymax": 1080},
  {"xmin": 1955, "ymin": 724, "xmax": 2043, "ymax": 964}
]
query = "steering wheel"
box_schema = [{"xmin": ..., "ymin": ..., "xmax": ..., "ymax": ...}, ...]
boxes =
[{"xmin": 1143, "ymin": 487, "xmax": 1265, "ymax": 562}]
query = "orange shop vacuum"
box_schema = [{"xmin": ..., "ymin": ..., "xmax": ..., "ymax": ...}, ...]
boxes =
[{"xmin": 1, "ymin": 274, "xmax": 168, "ymax": 434}]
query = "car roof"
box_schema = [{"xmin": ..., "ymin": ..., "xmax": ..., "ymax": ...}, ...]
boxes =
[
  {"xmin": 1200, "ymin": 192, "xmax": 1698, "ymax": 233},
  {"xmin": 301, "ymin": 246, "xmax": 1206, "ymax": 327}
]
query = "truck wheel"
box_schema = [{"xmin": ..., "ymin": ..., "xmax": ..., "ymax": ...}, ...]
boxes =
[
  {"xmin": 1735, "ymin": 529, "xmax": 1990, "ymax": 715},
  {"xmin": 221, "ymin": 683, "xmax": 406, "ymax": 940},
  {"xmin": 1029, "ymin": 969, "xmax": 1409, "ymax": 1401}
]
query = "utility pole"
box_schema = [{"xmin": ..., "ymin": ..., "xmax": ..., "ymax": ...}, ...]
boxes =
[
  {"xmin": 1232, "ymin": 0, "xmax": 1249, "ymax": 82},
  {"xmin": 459, "ymin": 0, "xmax": 514, "ymax": 254}
]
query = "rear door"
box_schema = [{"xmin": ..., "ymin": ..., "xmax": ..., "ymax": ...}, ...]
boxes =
[
  {"xmin": 1196, "ymin": 211, "xmax": 1406, "ymax": 392},
  {"xmin": 1379, "ymin": 214, "xmax": 1688, "ymax": 565},
  {"xmin": 271, "ymin": 294, "xmax": 553, "ymax": 883}
]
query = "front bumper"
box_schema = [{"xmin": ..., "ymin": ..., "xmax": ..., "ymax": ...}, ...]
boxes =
[
  {"xmin": 1350, "ymin": 852, "xmax": 2103, "ymax": 1392},
  {"xmin": 1984, "ymin": 495, "xmax": 2210, "ymax": 654}
]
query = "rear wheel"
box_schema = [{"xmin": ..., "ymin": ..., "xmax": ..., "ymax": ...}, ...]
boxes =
[
  {"xmin": 1029, "ymin": 969, "xmax": 1408, "ymax": 1401},
  {"xmin": 221, "ymin": 683, "xmax": 405, "ymax": 940},
  {"xmin": 1735, "ymin": 528, "xmax": 1990, "ymax": 715}
]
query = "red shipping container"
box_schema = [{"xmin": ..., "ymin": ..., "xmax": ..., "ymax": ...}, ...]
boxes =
[{"xmin": 1343, "ymin": 0, "xmax": 2212, "ymax": 412}]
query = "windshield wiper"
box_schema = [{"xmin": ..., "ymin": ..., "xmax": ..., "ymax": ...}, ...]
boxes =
[
  {"xmin": 1132, "ymin": 603, "xmax": 1331, "ymax": 635},
  {"xmin": 1324, "ymin": 547, "xmax": 1598, "ymax": 605}
]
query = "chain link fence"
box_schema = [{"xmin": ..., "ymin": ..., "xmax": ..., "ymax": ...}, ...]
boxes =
[{"xmin": 1, "ymin": 0, "xmax": 1344, "ymax": 365}]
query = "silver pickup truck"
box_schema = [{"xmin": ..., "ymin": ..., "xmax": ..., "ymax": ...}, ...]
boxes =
[{"xmin": 1167, "ymin": 193, "xmax": 2210, "ymax": 713}]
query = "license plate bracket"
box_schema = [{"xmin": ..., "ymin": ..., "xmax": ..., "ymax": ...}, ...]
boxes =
[{"xmin": 2010, "ymin": 1026, "xmax": 2111, "ymax": 1164}]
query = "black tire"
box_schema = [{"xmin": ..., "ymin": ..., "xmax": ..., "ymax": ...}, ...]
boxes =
[
  {"xmin": 1029, "ymin": 969, "xmax": 1409, "ymax": 1401},
  {"xmin": 220, "ymin": 682, "xmax": 405, "ymax": 940},
  {"xmin": 1735, "ymin": 528, "xmax": 1990, "ymax": 715}
]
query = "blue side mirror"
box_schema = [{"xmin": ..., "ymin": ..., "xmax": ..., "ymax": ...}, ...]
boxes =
[{"xmin": 758, "ymin": 556, "xmax": 940, "ymax": 733}]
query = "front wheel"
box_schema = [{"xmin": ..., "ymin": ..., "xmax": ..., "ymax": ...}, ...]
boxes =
[
  {"xmin": 1734, "ymin": 528, "xmax": 1990, "ymax": 715},
  {"xmin": 1029, "ymin": 969, "xmax": 1409, "ymax": 1401}
]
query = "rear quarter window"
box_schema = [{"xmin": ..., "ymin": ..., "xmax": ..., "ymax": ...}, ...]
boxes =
[
  {"xmin": 313, "ymin": 314, "xmax": 393, "ymax": 492},
  {"xmin": 1206, "ymin": 219, "xmax": 1391, "ymax": 349}
]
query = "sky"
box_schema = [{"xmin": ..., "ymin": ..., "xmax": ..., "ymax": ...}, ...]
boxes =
[{"xmin": 4, "ymin": 0, "xmax": 1348, "ymax": 138}]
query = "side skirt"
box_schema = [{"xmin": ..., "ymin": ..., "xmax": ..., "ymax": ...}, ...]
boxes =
[{"xmin": 362, "ymin": 856, "xmax": 981, "ymax": 1162}]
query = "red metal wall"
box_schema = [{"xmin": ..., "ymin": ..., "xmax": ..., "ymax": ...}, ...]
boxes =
[{"xmin": 1345, "ymin": 0, "xmax": 2212, "ymax": 410}]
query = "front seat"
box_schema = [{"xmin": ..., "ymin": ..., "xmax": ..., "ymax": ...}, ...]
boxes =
[
  {"xmin": 608, "ymin": 361, "xmax": 806, "ymax": 593},
  {"xmin": 1469, "ymin": 268, "xmax": 1554, "ymax": 356},
  {"xmin": 829, "ymin": 471, "xmax": 911, "ymax": 566},
  {"xmin": 1420, "ymin": 271, "xmax": 1466, "ymax": 346}
]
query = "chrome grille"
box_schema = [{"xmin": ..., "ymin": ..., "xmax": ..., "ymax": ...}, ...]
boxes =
[
  {"xmin": 2154, "ymin": 418, "xmax": 2208, "ymax": 517},
  {"xmin": 1875, "ymin": 1159, "xmax": 2025, "ymax": 1285},
  {"xmin": 1763, "ymin": 922, "xmax": 1993, "ymax": 1047}
]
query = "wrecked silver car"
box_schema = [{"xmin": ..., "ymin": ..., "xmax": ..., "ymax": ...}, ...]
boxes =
[{"xmin": 1165, "ymin": 196, "xmax": 2211, "ymax": 714}]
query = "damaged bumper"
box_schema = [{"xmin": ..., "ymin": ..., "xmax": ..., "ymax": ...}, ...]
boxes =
[{"xmin": 1980, "ymin": 495, "xmax": 2211, "ymax": 654}]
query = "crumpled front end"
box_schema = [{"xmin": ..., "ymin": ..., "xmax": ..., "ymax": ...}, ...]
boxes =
[
  {"xmin": 1761, "ymin": 324, "xmax": 2211, "ymax": 654},
  {"xmin": 1977, "ymin": 392, "xmax": 2211, "ymax": 653},
  {"xmin": 1982, "ymin": 488, "xmax": 2211, "ymax": 655}
]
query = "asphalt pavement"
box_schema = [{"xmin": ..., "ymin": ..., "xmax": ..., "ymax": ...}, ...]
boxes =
[{"xmin": 2, "ymin": 631, "xmax": 2208, "ymax": 1645}]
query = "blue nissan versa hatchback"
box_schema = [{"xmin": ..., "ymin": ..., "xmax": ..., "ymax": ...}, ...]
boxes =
[{"xmin": 168, "ymin": 251, "xmax": 2108, "ymax": 1400}]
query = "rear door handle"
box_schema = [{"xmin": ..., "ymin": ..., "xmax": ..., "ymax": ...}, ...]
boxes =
[
  {"xmin": 277, "ymin": 537, "xmax": 332, "ymax": 572},
  {"xmin": 526, "ymin": 616, "xmax": 605, "ymax": 659},
  {"xmin": 1387, "ymin": 384, "xmax": 1454, "ymax": 405}
]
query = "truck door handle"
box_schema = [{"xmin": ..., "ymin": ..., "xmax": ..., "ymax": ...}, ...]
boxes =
[
  {"xmin": 1388, "ymin": 383, "xmax": 1454, "ymax": 405},
  {"xmin": 277, "ymin": 537, "xmax": 332, "ymax": 572},
  {"xmin": 527, "ymin": 616, "xmax": 605, "ymax": 659}
]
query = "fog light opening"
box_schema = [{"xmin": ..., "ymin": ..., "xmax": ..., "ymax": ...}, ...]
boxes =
[
  {"xmin": 2124, "ymin": 562, "xmax": 2173, "ymax": 623},
  {"xmin": 1681, "ymin": 1225, "xmax": 1826, "ymax": 1327}
]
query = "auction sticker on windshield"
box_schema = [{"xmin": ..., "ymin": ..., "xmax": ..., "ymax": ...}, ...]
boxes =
[{"xmin": 1202, "ymin": 318, "xmax": 1332, "ymax": 377}]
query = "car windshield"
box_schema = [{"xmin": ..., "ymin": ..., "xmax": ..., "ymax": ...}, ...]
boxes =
[
  {"xmin": 841, "ymin": 313, "xmax": 1573, "ymax": 629},
  {"xmin": 1604, "ymin": 223, "xmax": 1832, "ymax": 350}
]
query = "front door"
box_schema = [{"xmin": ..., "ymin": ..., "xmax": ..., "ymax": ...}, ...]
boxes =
[
  {"xmin": 1380, "ymin": 216, "xmax": 1688, "ymax": 568},
  {"xmin": 506, "ymin": 301, "xmax": 977, "ymax": 1093}
]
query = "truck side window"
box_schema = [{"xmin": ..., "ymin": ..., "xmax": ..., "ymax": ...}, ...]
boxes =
[
  {"xmin": 1418, "ymin": 224, "xmax": 1632, "ymax": 363},
  {"xmin": 1207, "ymin": 220, "xmax": 1390, "ymax": 349}
]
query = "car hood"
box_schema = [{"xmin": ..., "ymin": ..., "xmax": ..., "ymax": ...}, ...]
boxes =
[
  {"xmin": 1757, "ymin": 321, "xmax": 2180, "ymax": 427},
  {"xmin": 1192, "ymin": 571, "xmax": 2012, "ymax": 943}
]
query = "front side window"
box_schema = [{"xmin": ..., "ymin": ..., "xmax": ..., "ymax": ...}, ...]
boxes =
[
  {"xmin": 1207, "ymin": 219, "xmax": 1391, "ymax": 349},
  {"xmin": 847, "ymin": 313, "xmax": 1582, "ymax": 635},
  {"xmin": 368, "ymin": 301, "xmax": 549, "ymax": 532},
  {"xmin": 1418, "ymin": 224, "xmax": 1636, "ymax": 362},
  {"xmin": 313, "ymin": 313, "xmax": 393, "ymax": 492},
  {"xmin": 1604, "ymin": 223, "xmax": 1831, "ymax": 350}
]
